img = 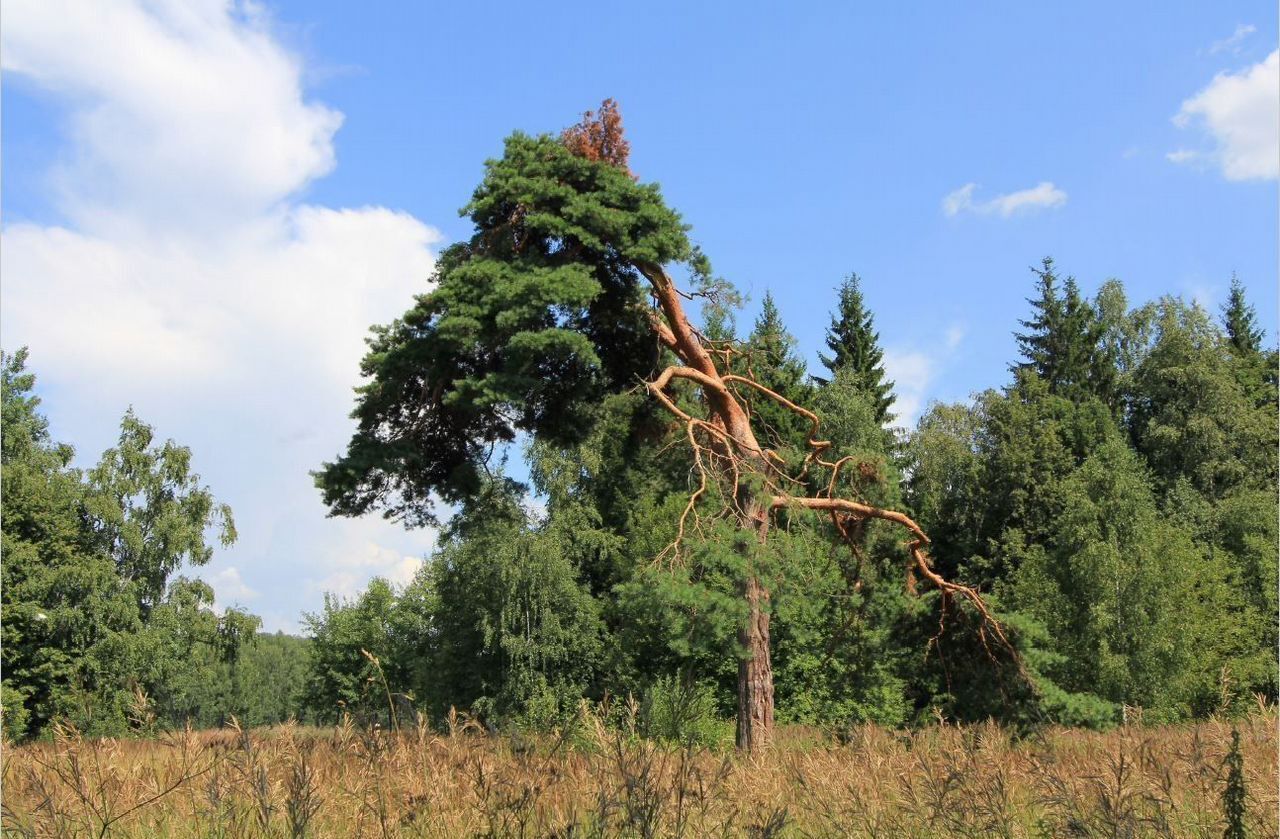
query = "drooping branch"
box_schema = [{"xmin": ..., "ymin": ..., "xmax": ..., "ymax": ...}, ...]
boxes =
[
  {"xmin": 769, "ymin": 495, "xmax": 1015, "ymax": 654},
  {"xmin": 640, "ymin": 268, "xmax": 1024, "ymax": 669}
]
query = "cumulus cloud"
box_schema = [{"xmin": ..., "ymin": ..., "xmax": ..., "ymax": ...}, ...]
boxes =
[
  {"xmin": 1, "ymin": 0, "xmax": 443, "ymax": 630},
  {"xmin": 2, "ymin": 208, "xmax": 439, "ymax": 391},
  {"xmin": 942, "ymin": 182, "xmax": 1068, "ymax": 218},
  {"xmin": 1171, "ymin": 50, "xmax": 1279, "ymax": 181},
  {"xmin": 1, "ymin": 0, "xmax": 341, "ymax": 233}
]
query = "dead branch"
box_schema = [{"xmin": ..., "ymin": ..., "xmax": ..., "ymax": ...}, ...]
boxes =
[{"xmin": 640, "ymin": 271, "xmax": 1022, "ymax": 666}]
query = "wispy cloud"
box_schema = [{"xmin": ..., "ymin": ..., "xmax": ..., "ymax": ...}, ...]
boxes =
[
  {"xmin": 1206, "ymin": 23, "xmax": 1256, "ymax": 56},
  {"xmin": 942, "ymin": 182, "xmax": 1067, "ymax": 218},
  {"xmin": 1170, "ymin": 50, "xmax": 1279, "ymax": 181},
  {"xmin": 883, "ymin": 349, "xmax": 933, "ymax": 429}
]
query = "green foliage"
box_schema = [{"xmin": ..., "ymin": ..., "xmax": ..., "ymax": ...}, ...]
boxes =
[
  {"xmin": 769, "ymin": 525, "xmax": 912, "ymax": 728},
  {"xmin": 302, "ymin": 578, "xmax": 411, "ymax": 725},
  {"xmin": 769, "ymin": 377, "xmax": 912, "ymax": 727},
  {"xmin": 814, "ymin": 273, "xmax": 896, "ymax": 424},
  {"xmin": 810, "ymin": 367, "xmax": 899, "ymax": 483},
  {"xmin": 14, "ymin": 109, "xmax": 1271, "ymax": 745},
  {"xmin": 1127, "ymin": 297, "xmax": 1276, "ymax": 501},
  {"xmin": 638, "ymin": 674, "xmax": 734, "ymax": 748},
  {"xmin": 615, "ymin": 517, "xmax": 751, "ymax": 701},
  {"xmin": 307, "ymin": 219, "xmax": 1276, "ymax": 734},
  {"xmin": 1222, "ymin": 274, "xmax": 1264, "ymax": 357},
  {"xmin": 316, "ymin": 131, "xmax": 703, "ymax": 525},
  {"xmin": 1014, "ymin": 258, "xmax": 1115, "ymax": 406},
  {"xmin": 0, "ymin": 349, "xmax": 272, "ymax": 740},
  {"xmin": 1006, "ymin": 439, "xmax": 1230, "ymax": 717},
  {"xmin": 905, "ymin": 275, "xmax": 1277, "ymax": 724},
  {"xmin": 83, "ymin": 411, "xmax": 236, "ymax": 611},
  {"xmin": 386, "ymin": 478, "xmax": 606, "ymax": 728},
  {"xmin": 906, "ymin": 374, "xmax": 1119, "ymax": 587},
  {"xmin": 740, "ymin": 292, "xmax": 814, "ymax": 453}
]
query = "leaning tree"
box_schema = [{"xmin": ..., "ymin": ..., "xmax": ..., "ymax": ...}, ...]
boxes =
[{"xmin": 317, "ymin": 101, "xmax": 1015, "ymax": 750}]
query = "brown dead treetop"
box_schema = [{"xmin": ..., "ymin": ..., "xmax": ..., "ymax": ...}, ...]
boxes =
[{"xmin": 561, "ymin": 98, "xmax": 633, "ymax": 176}]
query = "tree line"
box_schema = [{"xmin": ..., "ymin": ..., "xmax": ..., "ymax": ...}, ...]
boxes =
[
  {"xmin": 0, "ymin": 349, "xmax": 310, "ymax": 740},
  {"xmin": 307, "ymin": 104, "xmax": 1276, "ymax": 745},
  {"xmin": 2, "ymin": 102, "xmax": 1275, "ymax": 743},
  {"xmin": 302, "ymin": 259, "xmax": 1276, "ymax": 738}
]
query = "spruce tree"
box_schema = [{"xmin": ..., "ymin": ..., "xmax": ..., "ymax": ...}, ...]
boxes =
[
  {"xmin": 1221, "ymin": 273, "xmax": 1264, "ymax": 357},
  {"xmin": 1014, "ymin": 258, "xmax": 1067, "ymax": 384},
  {"xmin": 1014, "ymin": 258, "xmax": 1113, "ymax": 404},
  {"xmin": 815, "ymin": 273, "xmax": 895, "ymax": 424},
  {"xmin": 744, "ymin": 292, "xmax": 812, "ymax": 449}
]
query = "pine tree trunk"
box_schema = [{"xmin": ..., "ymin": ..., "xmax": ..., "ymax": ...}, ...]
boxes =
[
  {"xmin": 642, "ymin": 262, "xmax": 779, "ymax": 751},
  {"xmin": 736, "ymin": 574, "xmax": 774, "ymax": 751}
]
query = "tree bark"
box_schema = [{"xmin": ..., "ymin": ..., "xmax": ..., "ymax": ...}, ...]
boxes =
[
  {"xmin": 641, "ymin": 262, "xmax": 780, "ymax": 749},
  {"xmin": 736, "ymin": 574, "xmax": 774, "ymax": 751}
]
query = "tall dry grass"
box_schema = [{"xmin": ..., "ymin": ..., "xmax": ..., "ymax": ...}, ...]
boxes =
[{"xmin": 2, "ymin": 700, "xmax": 1275, "ymax": 838}]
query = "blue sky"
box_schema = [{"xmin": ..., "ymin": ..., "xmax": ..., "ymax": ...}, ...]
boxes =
[{"xmin": 3, "ymin": 1, "xmax": 1276, "ymax": 633}]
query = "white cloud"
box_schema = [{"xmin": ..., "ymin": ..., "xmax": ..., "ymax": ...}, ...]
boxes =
[
  {"xmin": 942, "ymin": 181, "xmax": 1067, "ymax": 218},
  {"xmin": 1165, "ymin": 149, "xmax": 1198, "ymax": 164},
  {"xmin": 307, "ymin": 550, "xmax": 425, "ymax": 601},
  {"xmin": 0, "ymin": 0, "xmax": 442, "ymax": 394},
  {"xmin": 1183, "ymin": 280, "xmax": 1220, "ymax": 311},
  {"xmin": 883, "ymin": 349, "xmax": 933, "ymax": 428},
  {"xmin": 941, "ymin": 183, "xmax": 977, "ymax": 217},
  {"xmin": 1, "ymin": 0, "xmax": 341, "ymax": 234},
  {"xmin": 1171, "ymin": 50, "xmax": 1279, "ymax": 181},
  {"xmin": 1207, "ymin": 23, "xmax": 1256, "ymax": 56},
  {"xmin": 207, "ymin": 566, "xmax": 259, "ymax": 606},
  {"xmin": 1, "ymin": 0, "xmax": 443, "ymax": 631},
  {"xmin": 883, "ymin": 321, "xmax": 965, "ymax": 428}
]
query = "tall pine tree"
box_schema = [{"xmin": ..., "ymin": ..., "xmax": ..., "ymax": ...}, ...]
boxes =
[{"xmin": 815, "ymin": 273, "xmax": 895, "ymax": 424}]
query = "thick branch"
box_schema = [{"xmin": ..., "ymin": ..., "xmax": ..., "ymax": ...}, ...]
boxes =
[
  {"xmin": 637, "ymin": 257, "xmax": 1028, "ymax": 714},
  {"xmin": 722, "ymin": 373, "xmax": 831, "ymax": 454},
  {"xmin": 648, "ymin": 311, "xmax": 679, "ymax": 351},
  {"xmin": 637, "ymin": 261, "xmax": 720, "ymax": 379},
  {"xmin": 769, "ymin": 496, "xmax": 928, "ymax": 542},
  {"xmin": 771, "ymin": 494, "xmax": 1019, "ymax": 657}
]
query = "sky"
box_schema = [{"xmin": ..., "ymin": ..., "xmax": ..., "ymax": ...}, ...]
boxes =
[{"xmin": 2, "ymin": 1, "xmax": 1276, "ymax": 633}]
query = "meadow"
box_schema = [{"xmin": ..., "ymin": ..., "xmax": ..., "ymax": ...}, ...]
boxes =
[{"xmin": 2, "ymin": 700, "xmax": 1275, "ymax": 839}]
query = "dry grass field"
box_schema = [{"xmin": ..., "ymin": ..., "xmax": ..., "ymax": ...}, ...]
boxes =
[{"xmin": 2, "ymin": 702, "xmax": 1275, "ymax": 838}]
